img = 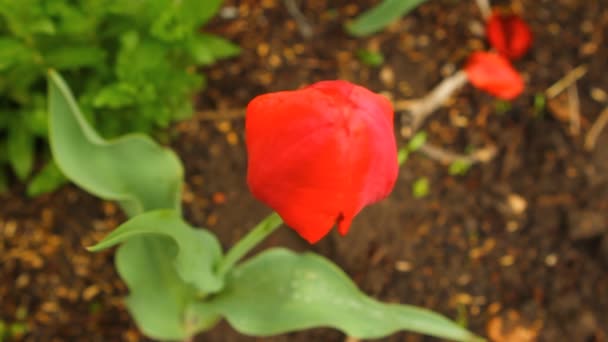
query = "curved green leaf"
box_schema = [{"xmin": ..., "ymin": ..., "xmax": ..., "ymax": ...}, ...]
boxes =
[
  {"xmin": 47, "ymin": 70, "xmax": 183, "ymax": 216},
  {"xmin": 346, "ymin": 0, "xmax": 427, "ymax": 37},
  {"xmin": 189, "ymin": 33, "xmax": 241, "ymax": 65},
  {"xmin": 7, "ymin": 124, "xmax": 34, "ymax": 180},
  {"xmin": 117, "ymin": 237, "xmax": 218, "ymax": 340},
  {"xmin": 89, "ymin": 209, "xmax": 224, "ymax": 294},
  {"xmin": 196, "ymin": 248, "xmax": 482, "ymax": 341},
  {"xmin": 47, "ymin": 70, "xmax": 207, "ymax": 340},
  {"xmin": 178, "ymin": 0, "xmax": 223, "ymax": 27},
  {"xmin": 27, "ymin": 160, "xmax": 67, "ymax": 197}
]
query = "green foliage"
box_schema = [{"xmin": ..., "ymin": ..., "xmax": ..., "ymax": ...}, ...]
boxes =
[
  {"xmin": 49, "ymin": 71, "xmax": 480, "ymax": 341},
  {"xmin": 8, "ymin": 323, "xmax": 27, "ymax": 338},
  {"xmin": 89, "ymin": 209, "xmax": 224, "ymax": 294},
  {"xmin": 195, "ymin": 248, "xmax": 480, "ymax": 341},
  {"xmin": 449, "ymin": 160, "xmax": 473, "ymax": 176},
  {"xmin": 397, "ymin": 131, "xmax": 428, "ymax": 165},
  {"xmin": 0, "ymin": 320, "xmax": 28, "ymax": 342},
  {"xmin": 356, "ymin": 49, "xmax": 384, "ymax": 67},
  {"xmin": 346, "ymin": 0, "xmax": 428, "ymax": 37},
  {"xmin": 533, "ymin": 93, "xmax": 546, "ymax": 117},
  {"xmin": 408, "ymin": 131, "xmax": 428, "ymax": 151},
  {"xmin": 26, "ymin": 160, "xmax": 67, "ymax": 196},
  {"xmin": 412, "ymin": 177, "xmax": 430, "ymax": 198},
  {"xmin": 116, "ymin": 237, "xmax": 204, "ymax": 339},
  {"xmin": 494, "ymin": 100, "xmax": 512, "ymax": 114},
  {"xmin": 102, "ymin": 212, "xmax": 227, "ymax": 339},
  {"xmin": 0, "ymin": 0, "xmax": 239, "ymax": 193},
  {"xmin": 397, "ymin": 147, "xmax": 410, "ymax": 165},
  {"xmin": 49, "ymin": 70, "xmax": 201, "ymax": 339},
  {"xmin": 48, "ymin": 70, "xmax": 184, "ymax": 215}
]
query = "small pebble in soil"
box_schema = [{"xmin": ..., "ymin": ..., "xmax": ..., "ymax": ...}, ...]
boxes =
[
  {"xmin": 3, "ymin": 220, "xmax": 17, "ymax": 237},
  {"xmin": 591, "ymin": 87, "xmax": 607, "ymax": 102},
  {"xmin": 212, "ymin": 192, "xmax": 227, "ymax": 205},
  {"xmin": 500, "ymin": 254, "xmax": 516, "ymax": 267},
  {"xmin": 226, "ymin": 131, "xmax": 239, "ymax": 145},
  {"xmin": 506, "ymin": 220, "xmax": 520, "ymax": 233},
  {"xmin": 507, "ymin": 193, "xmax": 528, "ymax": 215},
  {"xmin": 182, "ymin": 187, "xmax": 195, "ymax": 204},
  {"xmin": 580, "ymin": 42, "xmax": 598, "ymax": 56},
  {"xmin": 488, "ymin": 302, "xmax": 502, "ymax": 314},
  {"xmin": 82, "ymin": 285, "xmax": 100, "ymax": 301},
  {"xmin": 220, "ymin": 6, "xmax": 239, "ymax": 19},
  {"xmin": 545, "ymin": 253, "xmax": 558, "ymax": 267},
  {"xmin": 268, "ymin": 54, "xmax": 282, "ymax": 68},
  {"xmin": 379, "ymin": 66, "xmax": 395, "ymax": 88},
  {"xmin": 394, "ymin": 260, "xmax": 413, "ymax": 272},
  {"xmin": 206, "ymin": 214, "xmax": 218, "ymax": 226},
  {"xmin": 453, "ymin": 293, "xmax": 473, "ymax": 305},
  {"xmin": 457, "ymin": 273, "xmax": 472, "ymax": 286},
  {"xmin": 15, "ymin": 274, "xmax": 29, "ymax": 288},
  {"xmin": 216, "ymin": 120, "xmax": 231, "ymax": 133}
]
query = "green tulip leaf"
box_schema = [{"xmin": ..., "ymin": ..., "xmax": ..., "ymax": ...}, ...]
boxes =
[
  {"xmin": 89, "ymin": 209, "xmax": 224, "ymax": 294},
  {"xmin": 116, "ymin": 237, "xmax": 219, "ymax": 340},
  {"xmin": 47, "ymin": 69, "xmax": 183, "ymax": 216},
  {"xmin": 47, "ymin": 70, "xmax": 210, "ymax": 340},
  {"xmin": 346, "ymin": 0, "xmax": 428, "ymax": 37},
  {"xmin": 196, "ymin": 248, "xmax": 482, "ymax": 341}
]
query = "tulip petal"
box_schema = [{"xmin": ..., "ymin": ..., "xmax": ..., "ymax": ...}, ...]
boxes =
[
  {"xmin": 464, "ymin": 52, "xmax": 524, "ymax": 100},
  {"xmin": 486, "ymin": 11, "xmax": 533, "ymax": 60},
  {"xmin": 246, "ymin": 81, "xmax": 398, "ymax": 243}
]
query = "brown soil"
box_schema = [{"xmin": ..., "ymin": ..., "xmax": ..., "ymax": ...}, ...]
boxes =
[{"xmin": 2, "ymin": 0, "xmax": 608, "ymax": 341}]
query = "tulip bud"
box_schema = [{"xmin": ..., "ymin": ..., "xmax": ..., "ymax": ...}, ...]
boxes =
[{"xmin": 246, "ymin": 81, "xmax": 398, "ymax": 243}]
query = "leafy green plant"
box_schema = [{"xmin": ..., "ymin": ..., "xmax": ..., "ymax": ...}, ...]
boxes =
[
  {"xmin": 356, "ymin": 49, "xmax": 384, "ymax": 67},
  {"xmin": 412, "ymin": 177, "xmax": 430, "ymax": 198},
  {"xmin": 533, "ymin": 92, "xmax": 546, "ymax": 117},
  {"xmin": 48, "ymin": 71, "xmax": 482, "ymax": 341},
  {"xmin": 449, "ymin": 160, "xmax": 473, "ymax": 176},
  {"xmin": 346, "ymin": 0, "xmax": 428, "ymax": 37},
  {"xmin": 0, "ymin": 0, "xmax": 239, "ymax": 194},
  {"xmin": 397, "ymin": 131, "xmax": 427, "ymax": 164}
]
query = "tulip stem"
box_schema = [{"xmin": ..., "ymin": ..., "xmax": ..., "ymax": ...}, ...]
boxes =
[{"xmin": 216, "ymin": 212, "xmax": 283, "ymax": 276}]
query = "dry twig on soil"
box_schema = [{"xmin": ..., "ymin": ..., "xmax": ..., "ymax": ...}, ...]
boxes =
[
  {"xmin": 419, "ymin": 143, "xmax": 498, "ymax": 165},
  {"xmin": 283, "ymin": 0, "xmax": 313, "ymax": 39},
  {"xmin": 585, "ymin": 107, "xmax": 608, "ymax": 151},
  {"xmin": 475, "ymin": 0, "xmax": 492, "ymax": 20},
  {"xmin": 396, "ymin": 71, "xmax": 469, "ymax": 136},
  {"xmin": 195, "ymin": 108, "xmax": 245, "ymax": 121},
  {"xmin": 546, "ymin": 65, "xmax": 588, "ymax": 99},
  {"xmin": 567, "ymin": 83, "xmax": 581, "ymax": 136}
]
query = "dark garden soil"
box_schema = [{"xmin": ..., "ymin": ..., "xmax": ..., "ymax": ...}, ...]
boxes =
[{"xmin": 2, "ymin": 0, "xmax": 608, "ymax": 341}]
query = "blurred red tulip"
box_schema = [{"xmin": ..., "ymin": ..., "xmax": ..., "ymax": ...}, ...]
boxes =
[
  {"xmin": 486, "ymin": 11, "xmax": 533, "ymax": 60},
  {"xmin": 246, "ymin": 80, "xmax": 398, "ymax": 243},
  {"xmin": 465, "ymin": 52, "xmax": 524, "ymax": 100}
]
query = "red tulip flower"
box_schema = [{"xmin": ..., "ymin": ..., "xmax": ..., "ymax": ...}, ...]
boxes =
[
  {"xmin": 486, "ymin": 11, "xmax": 533, "ymax": 60},
  {"xmin": 246, "ymin": 80, "xmax": 398, "ymax": 243},
  {"xmin": 465, "ymin": 51, "xmax": 524, "ymax": 100}
]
